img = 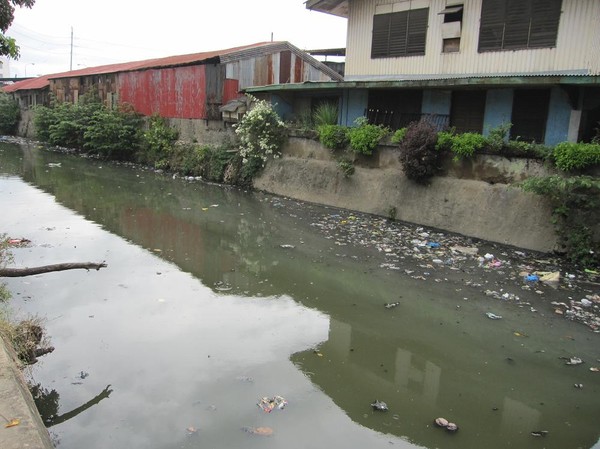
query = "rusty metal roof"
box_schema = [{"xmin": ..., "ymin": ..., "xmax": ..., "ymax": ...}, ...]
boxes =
[
  {"xmin": 2, "ymin": 74, "xmax": 52, "ymax": 92},
  {"xmin": 2, "ymin": 41, "xmax": 279, "ymax": 93}
]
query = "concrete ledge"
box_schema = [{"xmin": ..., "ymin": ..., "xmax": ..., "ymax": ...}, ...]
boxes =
[{"xmin": 0, "ymin": 337, "xmax": 53, "ymax": 449}]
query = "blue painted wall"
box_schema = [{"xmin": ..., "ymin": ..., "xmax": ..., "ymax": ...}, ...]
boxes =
[
  {"xmin": 545, "ymin": 87, "xmax": 571, "ymax": 146},
  {"xmin": 271, "ymin": 94, "xmax": 293, "ymax": 121},
  {"xmin": 341, "ymin": 89, "xmax": 368, "ymax": 126},
  {"xmin": 483, "ymin": 89, "xmax": 513, "ymax": 137},
  {"xmin": 422, "ymin": 90, "xmax": 451, "ymax": 115}
]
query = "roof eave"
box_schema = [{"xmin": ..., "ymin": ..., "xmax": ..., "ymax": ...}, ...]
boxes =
[
  {"xmin": 305, "ymin": 0, "xmax": 349, "ymax": 18},
  {"xmin": 244, "ymin": 75, "xmax": 600, "ymax": 93}
]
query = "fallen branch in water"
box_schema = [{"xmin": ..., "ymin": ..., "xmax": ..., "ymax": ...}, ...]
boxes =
[{"xmin": 0, "ymin": 262, "xmax": 107, "ymax": 277}]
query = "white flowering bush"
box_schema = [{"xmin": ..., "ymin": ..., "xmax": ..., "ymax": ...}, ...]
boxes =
[{"xmin": 235, "ymin": 97, "xmax": 287, "ymax": 166}]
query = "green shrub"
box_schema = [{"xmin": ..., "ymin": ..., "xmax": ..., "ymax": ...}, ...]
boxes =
[
  {"xmin": 83, "ymin": 108, "xmax": 142, "ymax": 161},
  {"xmin": 486, "ymin": 122, "xmax": 512, "ymax": 153},
  {"xmin": 140, "ymin": 115, "xmax": 179, "ymax": 168},
  {"xmin": 235, "ymin": 97, "xmax": 287, "ymax": 166},
  {"xmin": 553, "ymin": 142, "xmax": 600, "ymax": 171},
  {"xmin": 399, "ymin": 120, "xmax": 442, "ymax": 184},
  {"xmin": 450, "ymin": 132, "xmax": 488, "ymax": 160},
  {"xmin": 347, "ymin": 117, "xmax": 388, "ymax": 155},
  {"xmin": 521, "ymin": 175, "xmax": 600, "ymax": 268},
  {"xmin": 313, "ymin": 102, "xmax": 338, "ymax": 126},
  {"xmin": 391, "ymin": 128, "xmax": 407, "ymax": 144},
  {"xmin": 0, "ymin": 92, "xmax": 20, "ymax": 135},
  {"xmin": 317, "ymin": 124, "xmax": 348, "ymax": 150},
  {"xmin": 435, "ymin": 130, "xmax": 455, "ymax": 152}
]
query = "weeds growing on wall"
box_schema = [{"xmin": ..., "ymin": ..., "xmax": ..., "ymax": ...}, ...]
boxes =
[
  {"xmin": 521, "ymin": 175, "xmax": 600, "ymax": 268},
  {"xmin": 552, "ymin": 142, "xmax": 600, "ymax": 172}
]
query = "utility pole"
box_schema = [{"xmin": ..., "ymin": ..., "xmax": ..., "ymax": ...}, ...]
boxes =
[{"xmin": 70, "ymin": 27, "xmax": 73, "ymax": 71}]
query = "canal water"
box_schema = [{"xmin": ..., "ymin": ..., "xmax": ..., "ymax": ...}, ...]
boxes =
[{"xmin": 0, "ymin": 141, "xmax": 599, "ymax": 449}]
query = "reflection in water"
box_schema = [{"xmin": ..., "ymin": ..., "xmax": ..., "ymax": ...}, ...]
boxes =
[
  {"xmin": 31, "ymin": 383, "xmax": 113, "ymax": 427},
  {"xmin": 2, "ymin": 142, "xmax": 600, "ymax": 449}
]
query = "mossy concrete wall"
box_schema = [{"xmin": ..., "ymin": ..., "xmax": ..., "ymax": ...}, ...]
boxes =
[{"xmin": 254, "ymin": 137, "xmax": 559, "ymax": 253}]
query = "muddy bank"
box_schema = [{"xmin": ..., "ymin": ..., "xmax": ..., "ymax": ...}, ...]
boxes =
[{"xmin": 254, "ymin": 137, "xmax": 558, "ymax": 253}]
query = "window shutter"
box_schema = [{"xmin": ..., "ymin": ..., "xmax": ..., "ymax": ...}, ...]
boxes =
[
  {"xmin": 372, "ymin": 14, "xmax": 391, "ymax": 58},
  {"xmin": 388, "ymin": 11, "xmax": 409, "ymax": 57},
  {"xmin": 503, "ymin": 0, "xmax": 531, "ymax": 49},
  {"xmin": 406, "ymin": 8, "xmax": 428, "ymax": 55},
  {"xmin": 478, "ymin": 0, "xmax": 506, "ymax": 51},
  {"xmin": 529, "ymin": 0, "xmax": 562, "ymax": 48}
]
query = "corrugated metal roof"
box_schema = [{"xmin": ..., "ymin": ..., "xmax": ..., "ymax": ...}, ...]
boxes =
[
  {"xmin": 2, "ymin": 74, "xmax": 52, "ymax": 92},
  {"xmin": 2, "ymin": 41, "xmax": 342, "ymax": 94}
]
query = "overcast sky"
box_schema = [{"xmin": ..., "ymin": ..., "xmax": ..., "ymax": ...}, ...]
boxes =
[{"xmin": 5, "ymin": 0, "xmax": 347, "ymax": 78}]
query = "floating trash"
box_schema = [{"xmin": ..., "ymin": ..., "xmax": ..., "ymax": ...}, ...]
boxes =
[
  {"xmin": 485, "ymin": 312, "xmax": 502, "ymax": 320},
  {"xmin": 242, "ymin": 426, "xmax": 273, "ymax": 436},
  {"xmin": 562, "ymin": 356, "xmax": 584, "ymax": 366},
  {"xmin": 446, "ymin": 422, "xmax": 459, "ymax": 432},
  {"xmin": 280, "ymin": 244, "xmax": 296, "ymax": 249},
  {"xmin": 370, "ymin": 400, "xmax": 388, "ymax": 411},
  {"xmin": 434, "ymin": 417, "xmax": 449, "ymax": 427},
  {"xmin": 257, "ymin": 396, "xmax": 287, "ymax": 413},
  {"xmin": 531, "ymin": 430, "xmax": 549, "ymax": 437},
  {"xmin": 384, "ymin": 302, "xmax": 401, "ymax": 309}
]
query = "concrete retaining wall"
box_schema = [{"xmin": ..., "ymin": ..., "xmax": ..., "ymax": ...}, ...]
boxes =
[
  {"xmin": 254, "ymin": 137, "xmax": 559, "ymax": 253},
  {"xmin": 0, "ymin": 337, "xmax": 53, "ymax": 449}
]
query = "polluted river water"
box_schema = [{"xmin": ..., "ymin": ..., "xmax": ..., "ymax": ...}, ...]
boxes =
[{"xmin": 0, "ymin": 141, "xmax": 599, "ymax": 449}]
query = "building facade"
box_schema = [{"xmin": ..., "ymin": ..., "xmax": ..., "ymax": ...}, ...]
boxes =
[{"xmin": 250, "ymin": 0, "xmax": 600, "ymax": 145}]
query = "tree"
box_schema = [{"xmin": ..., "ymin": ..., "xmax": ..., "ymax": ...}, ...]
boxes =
[{"xmin": 0, "ymin": 0, "xmax": 35, "ymax": 59}]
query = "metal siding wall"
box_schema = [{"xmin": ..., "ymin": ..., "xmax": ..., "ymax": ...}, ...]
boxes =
[
  {"xmin": 545, "ymin": 87, "xmax": 572, "ymax": 146},
  {"xmin": 117, "ymin": 65, "xmax": 206, "ymax": 119},
  {"xmin": 222, "ymin": 79, "xmax": 240, "ymax": 104},
  {"xmin": 483, "ymin": 89, "xmax": 513, "ymax": 135},
  {"xmin": 346, "ymin": 0, "xmax": 600, "ymax": 79}
]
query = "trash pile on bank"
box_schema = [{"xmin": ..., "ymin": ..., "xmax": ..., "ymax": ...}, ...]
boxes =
[{"xmin": 267, "ymin": 197, "xmax": 600, "ymax": 332}]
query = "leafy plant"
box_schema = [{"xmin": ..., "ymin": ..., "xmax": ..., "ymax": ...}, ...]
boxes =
[
  {"xmin": 347, "ymin": 117, "xmax": 388, "ymax": 155},
  {"xmin": 235, "ymin": 96, "xmax": 287, "ymax": 166},
  {"xmin": 0, "ymin": 91, "xmax": 20, "ymax": 135},
  {"xmin": 312, "ymin": 102, "xmax": 338, "ymax": 126},
  {"xmin": 486, "ymin": 122, "xmax": 512, "ymax": 153},
  {"xmin": 521, "ymin": 175, "xmax": 600, "ymax": 267},
  {"xmin": 553, "ymin": 142, "xmax": 600, "ymax": 171},
  {"xmin": 391, "ymin": 128, "xmax": 407, "ymax": 144},
  {"xmin": 399, "ymin": 120, "xmax": 442, "ymax": 184},
  {"xmin": 140, "ymin": 115, "xmax": 179, "ymax": 168},
  {"xmin": 337, "ymin": 158, "xmax": 355, "ymax": 178},
  {"xmin": 83, "ymin": 107, "xmax": 143, "ymax": 160},
  {"xmin": 317, "ymin": 124, "xmax": 348, "ymax": 150},
  {"xmin": 449, "ymin": 132, "xmax": 488, "ymax": 160}
]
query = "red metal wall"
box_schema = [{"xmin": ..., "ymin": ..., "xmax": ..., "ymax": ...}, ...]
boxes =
[
  {"xmin": 222, "ymin": 78, "xmax": 240, "ymax": 105},
  {"xmin": 117, "ymin": 65, "xmax": 207, "ymax": 119}
]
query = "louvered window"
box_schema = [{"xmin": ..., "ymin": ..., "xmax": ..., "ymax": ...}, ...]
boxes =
[
  {"xmin": 371, "ymin": 8, "xmax": 429, "ymax": 58},
  {"xmin": 478, "ymin": 0, "xmax": 562, "ymax": 52}
]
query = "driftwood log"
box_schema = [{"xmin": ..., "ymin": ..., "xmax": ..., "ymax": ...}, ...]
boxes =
[{"xmin": 0, "ymin": 262, "xmax": 107, "ymax": 277}]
